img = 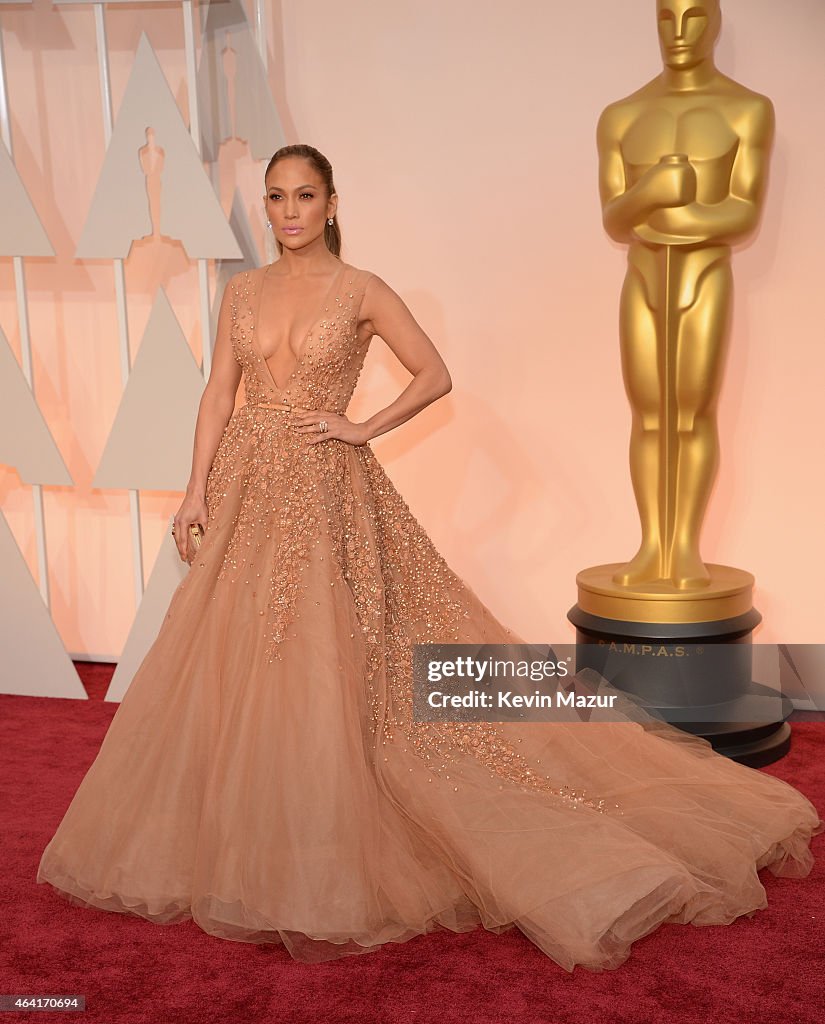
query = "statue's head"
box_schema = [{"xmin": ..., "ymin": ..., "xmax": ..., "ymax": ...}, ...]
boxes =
[{"xmin": 656, "ymin": 0, "xmax": 721, "ymax": 70}]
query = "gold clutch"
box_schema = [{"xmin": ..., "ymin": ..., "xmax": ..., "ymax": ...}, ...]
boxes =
[{"xmin": 187, "ymin": 523, "xmax": 204, "ymax": 562}]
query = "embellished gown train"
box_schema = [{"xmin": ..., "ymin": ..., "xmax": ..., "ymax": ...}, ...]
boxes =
[{"xmin": 37, "ymin": 262, "xmax": 823, "ymax": 971}]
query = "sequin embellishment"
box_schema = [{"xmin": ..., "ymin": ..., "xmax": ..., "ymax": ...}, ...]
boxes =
[{"xmin": 203, "ymin": 265, "xmax": 619, "ymax": 817}]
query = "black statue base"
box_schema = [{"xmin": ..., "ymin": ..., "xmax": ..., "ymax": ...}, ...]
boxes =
[{"xmin": 566, "ymin": 606, "xmax": 793, "ymax": 768}]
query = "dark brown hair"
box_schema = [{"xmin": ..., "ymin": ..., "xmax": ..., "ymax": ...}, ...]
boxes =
[{"xmin": 265, "ymin": 144, "xmax": 342, "ymax": 258}]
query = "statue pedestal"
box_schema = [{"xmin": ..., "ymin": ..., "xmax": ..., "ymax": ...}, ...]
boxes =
[{"xmin": 567, "ymin": 564, "xmax": 792, "ymax": 767}]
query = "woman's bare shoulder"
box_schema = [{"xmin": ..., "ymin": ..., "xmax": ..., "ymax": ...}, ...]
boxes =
[
  {"xmin": 343, "ymin": 263, "xmax": 388, "ymax": 290},
  {"xmin": 224, "ymin": 264, "xmax": 265, "ymax": 290},
  {"xmin": 221, "ymin": 265, "xmax": 270, "ymax": 307}
]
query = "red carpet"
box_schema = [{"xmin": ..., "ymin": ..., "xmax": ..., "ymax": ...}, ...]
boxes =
[{"xmin": 2, "ymin": 662, "xmax": 823, "ymax": 1024}]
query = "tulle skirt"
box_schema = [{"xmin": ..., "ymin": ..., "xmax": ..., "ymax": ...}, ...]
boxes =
[{"xmin": 36, "ymin": 420, "xmax": 823, "ymax": 970}]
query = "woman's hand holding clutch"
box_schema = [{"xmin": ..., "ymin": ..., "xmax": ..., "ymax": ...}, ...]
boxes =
[{"xmin": 172, "ymin": 493, "xmax": 208, "ymax": 564}]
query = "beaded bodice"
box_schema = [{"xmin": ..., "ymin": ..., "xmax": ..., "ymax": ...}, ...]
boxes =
[{"xmin": 230, "ymin": 262, "xmax": 373, "ymax": 413}]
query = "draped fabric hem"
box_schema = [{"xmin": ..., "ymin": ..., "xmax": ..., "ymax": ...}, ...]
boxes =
[
  {"xmin": 755, "ymin": 815, "xmax": 822, "ymax": 877},
  {"xmin": 37, "ymin": 806, "xmax": 822, "ymax": 971}
]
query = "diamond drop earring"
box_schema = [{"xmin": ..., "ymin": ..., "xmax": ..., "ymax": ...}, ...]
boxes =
[{"xmin": 327, "ymin": 218, "xmax": 334, "ymax": 225}]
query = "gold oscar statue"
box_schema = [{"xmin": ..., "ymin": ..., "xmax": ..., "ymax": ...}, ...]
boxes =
[
  {"xmin": 568, "ymin": 0, "xmax": 791, "ymax": 765},
  {"xmin": 600, "ymin": 0, "xmax": 774, "ymax": 592}
]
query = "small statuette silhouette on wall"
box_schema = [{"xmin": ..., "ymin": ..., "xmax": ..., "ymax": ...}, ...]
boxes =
[{"xmin": 138, "ymin": 126, "xmax": 166, "ymax": 241}]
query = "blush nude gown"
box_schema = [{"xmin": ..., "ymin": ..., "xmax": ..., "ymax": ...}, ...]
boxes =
[{"xmin": 37, "ymin": 261, "xmax": 822, "ymax": 971}]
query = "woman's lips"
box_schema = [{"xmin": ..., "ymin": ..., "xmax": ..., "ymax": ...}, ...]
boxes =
[{"xmin": 282, "ymin": 227, "xmax": 303, "ymax": 234}]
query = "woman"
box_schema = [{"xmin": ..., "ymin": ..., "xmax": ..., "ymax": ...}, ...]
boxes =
[{"xmin": 37, "ymin": 144, "xmax": 822, "ymax": 972}]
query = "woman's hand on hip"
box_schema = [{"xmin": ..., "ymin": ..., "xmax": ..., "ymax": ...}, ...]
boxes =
[{"xmin": 290, "ymin": 409, "xmax": 368, "ymax": 447}]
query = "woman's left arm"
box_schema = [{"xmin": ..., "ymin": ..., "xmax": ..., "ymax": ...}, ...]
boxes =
[{"xmin": 293, "ymin": 273, "xmax": 452, "ymax": 446}]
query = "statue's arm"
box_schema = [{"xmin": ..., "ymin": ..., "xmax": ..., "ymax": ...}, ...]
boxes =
[
  {"xmin": 597, "ymin": 105, "xmax": 695, "ymax": 243},
  {"xmin": 597, "ymin": 107, "xmax": 645, "ymax": 243},
  {"xmin": 647, "ymin": 97, "xmax": 776, "ymax": 244}
]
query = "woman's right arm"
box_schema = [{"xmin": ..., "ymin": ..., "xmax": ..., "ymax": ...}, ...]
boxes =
[{"xmin": 173, "ymin": 278, "xmax": 242, "ymax": 561}]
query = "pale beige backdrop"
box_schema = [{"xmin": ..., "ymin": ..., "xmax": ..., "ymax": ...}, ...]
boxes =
[{"xmin": 0, "ymin": 0, "xmax": 822, "ymax": 660}]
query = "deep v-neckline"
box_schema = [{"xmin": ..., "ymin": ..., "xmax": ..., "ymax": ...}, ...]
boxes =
[{"xmin": 252, "ymin": 261, "xmax": 347, "ymax": 395}]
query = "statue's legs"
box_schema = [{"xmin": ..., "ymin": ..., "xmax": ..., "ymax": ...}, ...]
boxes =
[
  {"xmin": 613, "ymin": 267, "xmax": 663, "ymax": 585},
  {"xmin": 149, "ymin": 185, "xmax": 162, "ymax": 237},
  {"xmin": 613, "ymin": 255, "xmax": 732, "ymax": 588},
  {"xmin": 670, "ymin": 258, "xmax": 732, "ymax": 588}
]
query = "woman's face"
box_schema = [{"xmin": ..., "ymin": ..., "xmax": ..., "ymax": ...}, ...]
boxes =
[{"xmin": 263, "ymin": 157, "xmax": 336, "ymax": 250}]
